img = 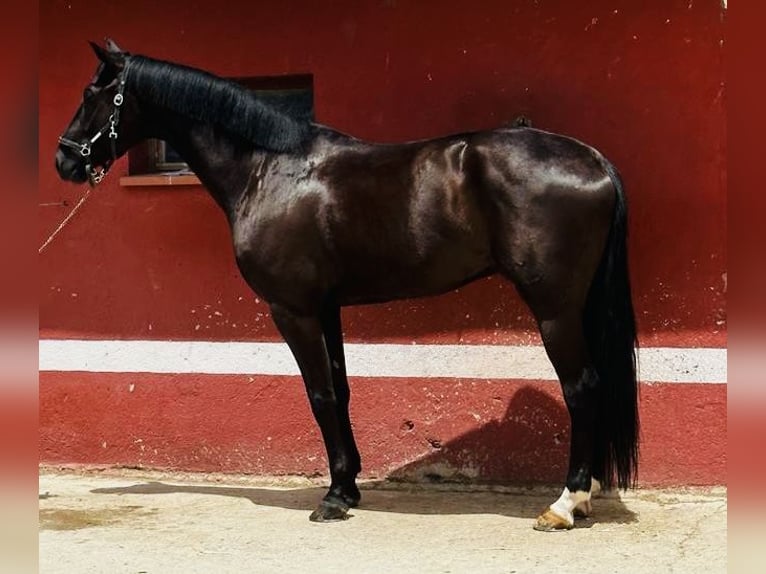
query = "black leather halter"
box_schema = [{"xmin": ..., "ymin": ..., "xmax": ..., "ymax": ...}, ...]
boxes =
[{"xmin": 58, "ymin": 61, "xmax": 129, "ymax": 186}]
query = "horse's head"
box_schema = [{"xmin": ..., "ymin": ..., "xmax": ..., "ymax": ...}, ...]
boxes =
[{"xmin": 55, "ymin": 38, "xmax": 137, "ymax": 186}]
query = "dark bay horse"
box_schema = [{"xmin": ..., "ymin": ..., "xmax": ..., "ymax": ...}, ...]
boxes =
[{"xmin": 55, "ymin": 40, "xmax": 639, "ymax": 531}]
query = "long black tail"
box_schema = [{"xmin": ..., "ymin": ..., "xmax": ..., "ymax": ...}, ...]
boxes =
[{"xmin": 583, "ymin": 160, "xmax": 640, "ymax": 491}]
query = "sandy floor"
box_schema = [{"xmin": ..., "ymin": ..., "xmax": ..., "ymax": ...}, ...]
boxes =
[{"xmin": 39, "ymin": 469, "xmax": 726, "ymax": 574}]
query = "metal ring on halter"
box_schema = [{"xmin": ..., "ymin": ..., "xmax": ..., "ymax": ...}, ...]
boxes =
[{"xmin": 80, "ymin": 143, "xmax": 91, "ymax": 157}]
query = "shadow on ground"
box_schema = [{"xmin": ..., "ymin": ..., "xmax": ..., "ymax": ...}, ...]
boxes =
[
  {"xmin": 90, "ymin": 385, "xmax": 636, "ymax": 527},
  {"xmin": 92, "ymin": 480, "xmax": 636, "ymax": 527}
]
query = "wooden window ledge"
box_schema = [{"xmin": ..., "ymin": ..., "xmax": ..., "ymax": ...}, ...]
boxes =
[{"xmin": 120, "ymin": 174, "xmax": 201, "ymax": 187}]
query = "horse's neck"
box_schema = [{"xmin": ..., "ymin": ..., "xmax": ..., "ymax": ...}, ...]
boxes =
[{"xmin": 147, "ymin": 112, "xmax": 258, "ymax": 217}]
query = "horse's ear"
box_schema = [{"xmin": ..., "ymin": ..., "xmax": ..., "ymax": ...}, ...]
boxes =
[
  {"xmin": 89, "ymin": 39, "xmax": 126, "ymax": 74},
  {"xmin": 89, "ymin": 40, "xmax": 110, "ymax": 63},
  {"xmin": 104, "ymin": 38, "xmax": 123, "ymax": 54}
]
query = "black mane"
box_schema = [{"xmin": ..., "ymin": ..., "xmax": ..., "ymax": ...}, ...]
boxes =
[{"xmin": 126, "ymin": 55, "xmax": 311, "ymax": 152}]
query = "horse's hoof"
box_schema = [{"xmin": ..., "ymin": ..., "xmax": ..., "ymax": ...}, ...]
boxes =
[
  {"xmin": 533, "ymin": 508, "xmax": 574, "ymax": 531},
  {"xmin": 309, "ymin": 499, "xmax": 350, "ymax": 522},
  {"xmin": 573, "ymin": 499, "xmax": 592, "ymax": 519}
]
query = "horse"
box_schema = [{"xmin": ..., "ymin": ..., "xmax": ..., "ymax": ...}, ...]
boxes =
[{"xmin": 55, "ymin": 39, "xmax": 639, "ymax": 531}]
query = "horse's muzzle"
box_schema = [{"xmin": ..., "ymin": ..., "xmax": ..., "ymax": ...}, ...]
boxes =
[{"xmin": 55, "ymin": 149, "xmax": 88, "ymax": 183}]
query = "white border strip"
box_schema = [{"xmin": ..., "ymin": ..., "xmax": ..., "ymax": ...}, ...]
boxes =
[{"xmin": 39, "ymin": 340, "xmax": 726, "ymax": 384}]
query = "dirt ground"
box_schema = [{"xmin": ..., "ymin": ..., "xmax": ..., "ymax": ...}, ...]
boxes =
[{"xmin": 39, "ymin": 468, "xmax": 726, "ymax": 574}]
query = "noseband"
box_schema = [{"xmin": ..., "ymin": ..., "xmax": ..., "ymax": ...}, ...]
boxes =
[{"xmin": 58, "ymin": 61, "xmax": 129, "ymax": 186}]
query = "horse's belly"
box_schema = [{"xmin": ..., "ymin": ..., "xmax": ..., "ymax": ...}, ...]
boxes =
[{"xmin": 336, "ymin": 242, "xmax": 495, "ymax": 304}]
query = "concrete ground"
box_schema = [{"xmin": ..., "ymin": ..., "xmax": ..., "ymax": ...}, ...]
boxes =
[{"xmin": 39, "ymin": 469, "xmax": 726, "ymax": 574}]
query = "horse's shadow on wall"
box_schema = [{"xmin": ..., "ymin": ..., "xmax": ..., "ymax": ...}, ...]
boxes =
[{"xmin": 91, "ymin": 386, "xmax": 637, "ymax": 526}]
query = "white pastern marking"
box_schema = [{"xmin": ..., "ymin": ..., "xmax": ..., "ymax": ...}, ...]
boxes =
[
  {"xmin": 575, "ymin": 498, "xmax": 592, "ymax": 516},
  {"xmin": 550, "ymin": 487, "xmax": 591, "ymax": 526},
  {"xmin": 573, "ymin": 477, "xmax": 601, "ymax": 516}
]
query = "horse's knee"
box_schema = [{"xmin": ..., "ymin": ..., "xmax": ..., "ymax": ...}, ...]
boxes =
[{"xmin": 308, "ymin": 389, "xmax": 337, "ymax": 412}]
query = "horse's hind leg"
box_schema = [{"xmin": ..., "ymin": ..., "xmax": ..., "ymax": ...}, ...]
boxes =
[
  {"xmin": 573, "ymin": 477, "xmax": 602, "ymax": 518},
  {"xmin": 531, "ymin": 311, "xmax": 599, "ymax": 531},
  {"xmin": 270, "ymin": 303, "xmax": 360, "ymax": 522}
]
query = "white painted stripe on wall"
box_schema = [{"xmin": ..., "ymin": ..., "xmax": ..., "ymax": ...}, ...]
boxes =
[{"xmin": 39, "ymin": 339, "xmax": 726, "ymax": 384}]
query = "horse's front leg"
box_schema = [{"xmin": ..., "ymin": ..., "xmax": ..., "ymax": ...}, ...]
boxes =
[
  {"xmin": 319, "ymin": 301, "xmax": 362, "ymax": 506},
  {"xmin": 270, "ymin": 303, "xmax": 359, "ymax": 522}
]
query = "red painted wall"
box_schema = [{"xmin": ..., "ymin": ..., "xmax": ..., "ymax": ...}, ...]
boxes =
[
  {"xmin": 40, "ymin": 373, "xmax": 725, "ymax": 486},
  {"xmin": 40, "ymin": 0, "xmax": 726, "ymax": 347}
]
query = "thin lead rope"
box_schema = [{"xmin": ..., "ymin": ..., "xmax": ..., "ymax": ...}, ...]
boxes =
[{"xmin": 38, "ymin": 186, "xmax": 92, "ymax": 254}]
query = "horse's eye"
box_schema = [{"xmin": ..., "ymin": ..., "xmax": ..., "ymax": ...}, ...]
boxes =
[{"xmin": 83, "ymin": 87, "xmax": 95, "ymax": 101}]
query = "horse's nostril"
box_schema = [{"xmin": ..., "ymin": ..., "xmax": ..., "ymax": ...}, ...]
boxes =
[
  {"xmin": 55, "ymin": 149, "xmax": 84, "ymax": 181},
  {"xmin": 55, "ymin": 150, "xmax": 72, "ymax": 175},
  {"xmin": 54, "ymin": 149, "xmax": 66, "ymax": 171}
]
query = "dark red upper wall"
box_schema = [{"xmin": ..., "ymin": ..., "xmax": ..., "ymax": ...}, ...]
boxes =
[{"xmin": 39, "ymin": 0, "xmax": 726, "ymax": 346}]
